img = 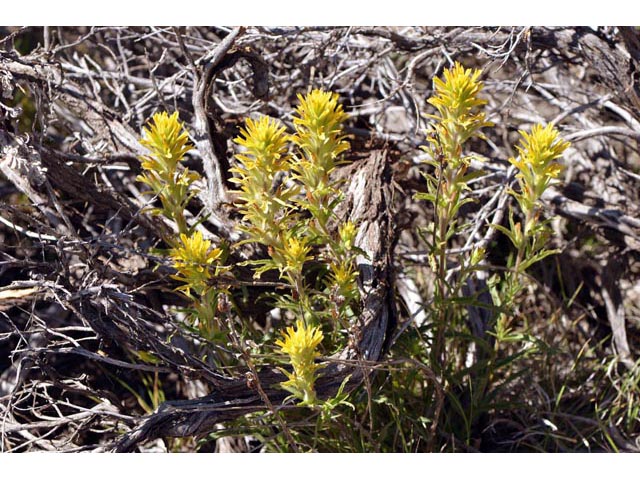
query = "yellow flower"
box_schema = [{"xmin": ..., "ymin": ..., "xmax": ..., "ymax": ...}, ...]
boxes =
[
  {"xmin": 140, "ymin": 111, "xmax": 193, "ymax": 176},
  {"xmin": 291, "ymin": 89, "xmax": 350, "ymax": 176},
  {"xmin": 429, "ymin": 63, "xmax": 487, "ymax": 120},
  {"xmin": 509, "ymin": 123, "xmax": 570, "ymax": 205},
  {"xmin": 169, "ymin": 230, "xmax": 222, "ymax": 295},
  {"xmin": 281, "ymin": 235, "xmax": 312, "ymax": 275},
  {"xmin": 136, "ymin": 111, "xmax": 200, "ymax": 235},
  {"xmin": 233, "ymin": 116, "xmax": 289, "ymax": 174},
  {"xmin": 230, "ymin": 115, "xmax": 297, "ymax": 245},
  {"xmin": 426, "ymin": 62, "xmax": 492, "ymax": 160},
  {"xmin": 276, "ymin": 319, "xmax": 324, "ymax": 404},
  {"xmin": 338, "ymin": 221, "xmax": 357, "ymax": 250},
  {"xmin": 510, "ymin": 123, "xmax": 569, "ymax": 174},
  {"xmin": 293, "ymin": 90, "xmax": 349, "ymax": 141},
  {"xmin": 329, "ymin": 262, "xmax": 358, "ymax": 289}
]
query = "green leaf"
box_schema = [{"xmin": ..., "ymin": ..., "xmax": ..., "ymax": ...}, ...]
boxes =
[
  {"xmin": 414, "ymin": 192, "xmax": 436, "ymax": 203},
  {"xmin": 491, "ymin": 223, "xmax": 521, "ymax": 248},
  {"xmin": 518, "ymin": 248, "xmax": 560, "ymax": 272}
]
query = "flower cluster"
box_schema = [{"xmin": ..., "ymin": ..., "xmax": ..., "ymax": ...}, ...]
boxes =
[
  {"xmin": 231, "ymin": 89, "xmax": 360, "ymax": 404},
  {"xmin": 232, "ymin": 90, "xmax": 358, "ymax": 293},
  {"xmin": 291, "ymin": 90, "xmax": 349, "ymax": 229},
  {"xmin": 426, "ymin": 62, "xmax": 492, "ymax": 166},
  {"xmin": 230, "ymin": 116, "xmax": 297, "ymax": 265},
  {"xmin": 138, "ymin": 112, "xmax": 224, "ymax": 339},
  {"xmin": 509, "ymin": 123, "xmax": 570, "ymax": 215},
  {"xmin": 417, "ymin": 63, "xmax": 492, "ymax": 216},
  {"xmin": 417, "ymin": 62, "xmax": 492, "ymax": 259},
  {"xmin": 169, "ymin": 230, "xmax": 222, "ymax": 297},
  {"xmin": 416, "ymin": 62, "xmax": 495, "ymax": 367},
  {"xmin": 291, "ymin": 89, "xmax": 350, "ymax": 197},
  {"xmin": 137, "ymin": 111, "xmax": 199, "ymax": 235},
  {"xmin": 140, "ymin": 111, "xmax": 193, "ymax": 176},
  {"xmin": 281, "ymin": 235, "xmax": 313, "ymax": 279},
  {"xmin": 290, "ymin": 91, "xmax": 360, "ymax": 318},
  {"xmin": 494, "ymin": 123, "xmax": 571, "ymax": 276},
  {"xmin": 276, "ymin": 319, "xmax": 325, "ymax": 405}
]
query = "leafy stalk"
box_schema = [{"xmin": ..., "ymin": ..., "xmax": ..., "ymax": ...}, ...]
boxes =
[
  {"xmin": 138, "ymin": 112, "xmax": 225, "ymax": 340},
  {"xmin": 416, "ymin": 62, "xmax": 491, "ymax": 368},
  {"xmin": 137, "ymin": 111, "xmax": 198, "ymax": 237},
  {"xmin": 231, "ymin": 89, "xmax": 359, "ymax": 404}
]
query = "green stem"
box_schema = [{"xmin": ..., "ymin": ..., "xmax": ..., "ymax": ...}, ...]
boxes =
[{"xmin": 514, "ymin": 207, "xmax": 534, "ymax": 276}]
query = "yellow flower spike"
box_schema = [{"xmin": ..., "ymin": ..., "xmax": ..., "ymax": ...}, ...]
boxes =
[
  {"xmin": 137, "ymin": 111, "xmax": 201, "ymax": 235},
  {"xmin": 512, "ymin": 124, "xmax": 570, "ymax": 173},
  {"xmin": 233, "ymin": 116, "xmax": 290, "ymax": 174},
  {"xmin": 140, "ymin": 111, "xmax": 193, "ymax": 175},
  {"xmin": 509, "ymin": 123, "xmax": 570, "ymax": 206},
  {"xmin": 293, "ymin": 89, "xmax": 349, "ymax": 138},
  {"xmin": 429, "ymin": 63, "xmax": 486, "ymax": 119},
  {"xmin": 338, "ymin": 221, "xmax": 357, "ymax": 250},
  {"xmin": 282, "ymin": 236, "xmax": 312, "ymax": 274},
  {"xmin": 230, "ymin": 115, "xmax": 297, "ymax": 249},
  {"xmin": 292, "ymin": 89, "xmax": 350, "ymax": 173},
  {"xmin": 329, "ymin": 262, "xmax": 359, "ymax": 293},
  {"xmin": 169, "ymin": 230, "xmax": 222, "ymax": 295},
  {"xmin": 426, "ymin": 62, "xmax": 492, "ymax": 161},
  {"xmin": 276, "ymin": 319, "xmax": 324, "ymax": 405}
]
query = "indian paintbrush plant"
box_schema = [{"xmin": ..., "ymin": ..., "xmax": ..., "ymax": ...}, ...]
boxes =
[
  {"xmin": 231, "ymin": 89, "xmax": 360, "ymax": 405},
  {"xmin": 275, "ymin": 319, "xmax": 325, "ymax": 405},
  {"xmin": 169, "ymin": 230, "xmax": 226, "ymax": 339},
  {"xmin": 138, "ymin": 111, "xmax": 199, "ymax": 236},
  {"xmin": 135, "ymin": 70, "xmax": 570, "ymax": 448},
  {"xmin": 416, "ymin": 62, "xmax": 570, "ymax": 443},
  {"xmin": 290, "ymin": 91, "xmax": 360, "ymax": 329},
  {"xmin": 138, "ymin": 112, "xmax": 226, "ymax": 340},
  {"xmin": 491, "ymin": 123, "xmax": 570, "ymax": 339},
  {"xmin": 415, "ymin": 62, "xmax": 493, "ymax": 370},
  {"xmin": 6, "ymin": 26, "xmax": 633, "ymax": 454},
  {"xmin": 506, "ymin": 123, "xmax": 570, "ymax": 274},
  {"xmin": 138, "ymin": 90, "xmax": 360, "ymax": 407}
]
